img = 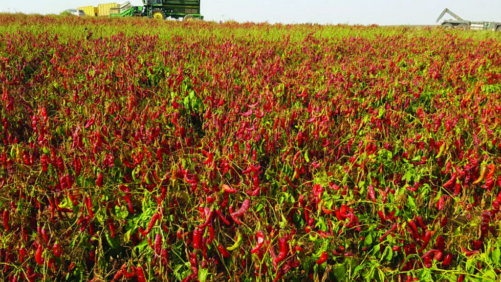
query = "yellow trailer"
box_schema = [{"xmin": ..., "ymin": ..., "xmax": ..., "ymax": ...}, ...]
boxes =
[
  {"xmin": 98, "ymin": 3, "xmax": 119, "ymax": 17},
  {"xmin": 78, "ymin": 6, "xmax": 97, "ymax": 16}
]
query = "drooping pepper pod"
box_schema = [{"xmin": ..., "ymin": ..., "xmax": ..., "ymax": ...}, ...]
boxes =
[{"xmin": 251, "ymin": 230, "xmax": 266, "ymax": 254}]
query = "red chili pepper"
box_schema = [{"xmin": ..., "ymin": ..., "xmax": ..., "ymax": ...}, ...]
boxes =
[
  {"xmin": 198, "ymin": 210, "xmax": 213, "ymax": 228},
  {"xmin": 368, "ymin": 185, "xmax": 376, "ymax": 202},
  {"xmin": 473, "ymin": 165, "xmax": 488, "ymax": 185},
  {"xmin": 145, "ymin": 213, "xmax": 159, "ymax": 234},
  {"xmin": 221, "ymin": 192, "xmax": 229, "ymax": 208},
  {"xmin": 418, "ymin": 230, "xmax": 431, "ymax": 254},
  {"xmin": 443, "ymin": 253, "xmax": 453, "ymax": 266},
  {"xmin": 96, "ymin": 172, "xmax": 103, "ymax": 187},
  {"xmin": 41, "ymin": 154, "xmax": 48, "ymax": 171},
  {"xmin": 231, "ymin": 199, "xmax": 250, "ymax": 217},
  {"xmin": 121, "ymin": 264, "xmax": 136, "ymax": 278},
  {"xmin": 35, "ymin": 244, "xmax": 43, "ymax": 265},
  {"xmin": 443, "ymin": 173, "xmax": 457, "ymax": 188},
  {"xmin": 203, "ymin": 152, "xmax": 213, "ymax": 166},
  {"xmin": 434, "ymin": 250, "xmax": 444, "ymax": 261},
  {"xmin": 155, "ymin": 233, "xmax": 162, "ymax": 256},
  {"xmin": 340, "ymin": 204, "xmax": 349, "ymax": 217},
  {"xmin": 19, "ymin": 247, "xmax": 26, "ymax": 263},
  {"xmin": 157, "ymin": 148, "xmax": 164, "ymax": 164},
  {"xmin": 379, "ymin": 223, "xmax": 398, "ymax": 242},
  {"xmin": 215, "ymin": 209, "xmax": 230, "ymax": 225},
  {"xmin": 86, "ymin": 196, "xmax": 94, "ymax": 219},
  {"xmin": 440, "ymin": 215, "xmax": 448, "ymax": 228},
  {"xmin": 421, "ymin": 249, "xmax": 438, "ymax": 260},
  {"xmin": 408, "ymin": 220, "xmax": 420, "ymax": 240},
  {"xmin": 453, "ymin": 182, "xmax": 461, "ymax": 196},
  {"xmin": 113, "ymin": 270, "xmax": 123, "ymax": 281},
  {"xmin": 107, "ymin": 218, "xmax": 116, "ymax": 238},
  {"xmin": 436, "ymin": 195, "xmax": 445, "ymax": 211},
  {"xmin": 218, "ymin": 244, "xmax": 230, "ymax": 258},
  {"xmin": 462, "ymin": 248, "xmax": 480, "ymax": 256},
  {"xmin": 201, "ymin": 238, "xmax": 208, "ymax": 260},
  {"xmin": 123, "ymin": 195, "xmax": 135, "ymax": 214},
  {"xmin": 3, "ymin": 209, "xmax": 9, "ymax": 232},
  {"xmin": 208, "ymin": 224, "xmax": 214, "ymax": 244},
  {"xmin": 435, "ymin": 236, "xmax": 445, "ymax": 251},
  {"xmin": 316, "ymin": 251, "xmax": 328, "ymax": 264},
  {"xmin": 74, "ymin": 156, "xmax": 81, "ymax": 176},
  {"xmin": 48, "ymin": 257, "xmax": 56, "ymax": 272},
  {"xmin": 251, "ymin": 230, "xmax": 266, "ymax": 254},
  {"xmin": 416, "ymin": 216, "xmax": 425, "ymax": 230},
  {"xmin": 285, "ymin": 175, "xmax": 297, "ymax": 189},
  {"xmin": 406, "ymin": 183, "xmax": 419, "ymax": 192},
  {"xmin": 53, "ymin": 243, "xmax": 62, "ymax": 258},
  {"xmin": 274, "ymin": 237, "xmax": 288, "ymax": 264},
  {"xmin": 295, "ymin": 245, "xmax": 304, "ymax": 252},
  {"xmin": 222, "ymin": 184, "xmax": 238, "ymax": 193},
  {"xmin": 486, "ymin": 164, "xmax": 495, "ymax": 178},
  {"xmin": 161, "ymin": 249, "xmax": 169, "ymax": 266},
  {"xmin": 346, "ymin": 211, "xmax": 356, "ymax": 227},
  {"xmin": 136, "ymin": 265, "xmax": 146, "ymax": 282},
  {"xmin": 229, "ymin": 206, "xmax": 242, "ymax": 225},
  {"xmin": 193, "ymin": 228, "xmax": 201, "ymax": 250},
  {"xmin": 68, "ymin": 261, "xmax": 76, "ymax": 273}
]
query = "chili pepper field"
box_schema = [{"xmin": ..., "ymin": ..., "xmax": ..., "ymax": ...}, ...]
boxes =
[{"xmin": 2, "ymin": 13, "xmax": 501, "ymax": 282}]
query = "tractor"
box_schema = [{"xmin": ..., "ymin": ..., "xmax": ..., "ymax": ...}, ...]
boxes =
[
  {"xmin": 142, "ymin": 0, "xmax": 203, "ymax": 20},
  {"xmin": 436, "ymin": 8, "xmax": 501, "ymax": 31}
]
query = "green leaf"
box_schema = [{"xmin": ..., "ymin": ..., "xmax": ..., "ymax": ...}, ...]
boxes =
[
  {"xmin": 484, "ymin": 270, "xmax": 497, "ymax": 280},
  {"xmin": 315, "ymin": 217, "xmax": 328, "ymax": 232},
  {"xmin": 445, "ymin": 274, "xmax": 458, "ymax": 282},
  {"xmin": 353, "ymin": 264, "xmax": 365, "ymax": 276},
  {"xmin": 279, "ymin": 214, "xmax": 287, "ymax": 229},
  {"xmin": 378, "ymin": 269, "xmax": 385, "ymax": 281},
  {"xmin": 124, "ymin": 230, "xmax": 131, "ymax": 244},
  {"xmin": 465, "ymin": 258, "xmax": 474, "ymax": 272},
  {"xmin": 436, "ymin": 143, "xmax": 446, "ymax": 159},
  {"xmin": 309, "ymin": 232, "xmax": 319, "ymax": 241},
  {"xmin": 407, "ymin": 196, "xmax": 416, "ymax": 209},
  {"xmin": 134, "ymin": 238, "xmax": 149, "ymax": 253},
  {"xmin": 198, "ymin": 268, "xmax": 209, "ymax": 282},
  {"xmin": 385, "ymin": 246, "xmax": 393, "ymax": 261},
  {"xmin": 332, "ymin": 264, "xmax": 346, "ymax": 280},
  {"xmin": 255, "ymin": 203, "xmax": 263, "ymax": 212},
  {"xmin": 492, "ymin": 248, "xmax": 500, "ymax": 264},
  {"xmin": 402, "ymin": 170, "xmax": 413, "ymax": 182},
  {"xmin": 173, "ymin": 264, "xmax": 184, "ymax": 281},
  {"xmin": 304, "ymin": 150, "xmax": 310, "ymax": 162},
  {"xmin": 279, "ymin": 195, "xmax": 285, "ymax": 204},
  {"xmin": 373, "ymin": 244, "xmax": 381, "ymax": 257},
  {"xmin": 365, "ymin": 234, "xmax": 373, "ymax": 246},
  {"xmin": 10, "ymin": 146, "xmax": 15, "ymax": 159}
]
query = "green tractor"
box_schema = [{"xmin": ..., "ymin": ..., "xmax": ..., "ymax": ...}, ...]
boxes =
[{"xmin": 142, "ymin": 0, "xmax": 203, "ymax": 20}]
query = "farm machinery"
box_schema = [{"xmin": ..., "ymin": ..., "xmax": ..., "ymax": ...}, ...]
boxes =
[
  {"xmin": 79, "ymin": 0, "xmax": 203, "ymax": 20},
  {"xmin": 436, "ymin": 8, "xmax": 501, "ymax": 31},
  {"xmin": 141, "ymin": 0, "xmax": 202, "ymax": 20}
]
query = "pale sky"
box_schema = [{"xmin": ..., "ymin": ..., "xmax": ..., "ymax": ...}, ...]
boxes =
[{"xmin": 2, "ymin": 0, "xmax": 501, "ymax": 25}]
